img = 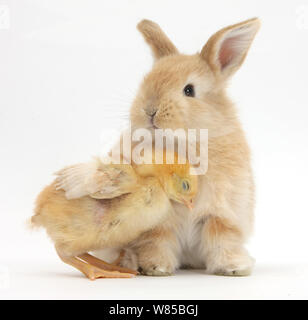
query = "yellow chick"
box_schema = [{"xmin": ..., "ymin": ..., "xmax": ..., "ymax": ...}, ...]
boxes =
[{"xmin": 31, "ymin": 157, "xmax": 197, "ymax": 280}]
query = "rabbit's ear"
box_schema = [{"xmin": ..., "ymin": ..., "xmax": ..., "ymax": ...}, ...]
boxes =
[
  {"xmin": 137, "ymin": 19, "xmax": 178, "ymax": 60},
  {"xmin": 201, "ymin": 18, "xmax": 260, "ymax": 79}
]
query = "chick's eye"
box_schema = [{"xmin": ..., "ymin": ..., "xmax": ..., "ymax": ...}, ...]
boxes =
[
  {"xmin": 182, "ymin": 180, "xmax": 190, "ymax": 191},
  {"xmin": 183, "ymin": 84, "xmax": 195, "ymax": 97}
]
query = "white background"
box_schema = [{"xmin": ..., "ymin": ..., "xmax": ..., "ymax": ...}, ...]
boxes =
[{"xmin": 1, "ymin": 0, "xmax": 308, "ymax": 299}]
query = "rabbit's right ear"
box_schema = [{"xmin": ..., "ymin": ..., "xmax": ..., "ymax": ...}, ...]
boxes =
[
  {"xmin": 137, "ymin": 19, "xmax": 178, "ymax": 60},
  {"xmin": 200, "ymin": 18, "xmax": 260, "ymax": 80}
]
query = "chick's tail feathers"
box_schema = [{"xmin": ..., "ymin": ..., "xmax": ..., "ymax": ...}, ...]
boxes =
[
  {"xmin": 29, "ymin": 183, "xmax": 55, "ymax": 230},
  {"xmin": 28, "ymin": 200, "xmax": 44, "ymax": 230},
  {"xmin": 29, "ymin": 213, "xmax": 42, "ymax": 229}
]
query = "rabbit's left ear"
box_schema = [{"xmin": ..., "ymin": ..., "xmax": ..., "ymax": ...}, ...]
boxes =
[
  {"xmin": 201, "ymin": 18, "xmax": 260, "ymax": 79},
  {"xmin": 137, "ymin": 19, "xmax": 179, "ymax": 60}
]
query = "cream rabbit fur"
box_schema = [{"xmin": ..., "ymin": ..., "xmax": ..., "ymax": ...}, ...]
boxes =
[{"xmin": 58, "ymin": 18, "xmax": 260, "ymax": 276}]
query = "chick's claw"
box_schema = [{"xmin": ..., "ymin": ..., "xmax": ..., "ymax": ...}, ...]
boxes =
[
  {"xmin": 88, "ymin": 267, "xmax": 136, "ymax": 280},
  {"xmin": 57, "ymin": 250, "xmax": 136, "ymax": 280},
  {"xmin": 78, "ymin": 253, "xmax": 138, "ymax": 276}
]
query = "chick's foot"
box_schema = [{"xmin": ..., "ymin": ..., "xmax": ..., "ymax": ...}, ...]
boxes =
[{"xmin": 57, "ymin": 250, "xmax": 137, "ymax": 280}]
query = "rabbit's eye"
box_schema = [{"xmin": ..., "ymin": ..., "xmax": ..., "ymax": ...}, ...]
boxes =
[{"xmin": 183, "ymin": 84, "xmax": 195, "ymax": 97}]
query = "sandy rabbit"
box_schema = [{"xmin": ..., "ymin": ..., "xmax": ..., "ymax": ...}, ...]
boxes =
[{"xmin": 57, "ymin": 18, "xmax": 260, "ymax": 276}]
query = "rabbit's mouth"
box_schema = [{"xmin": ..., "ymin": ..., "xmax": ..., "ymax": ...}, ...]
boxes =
[
  {"xmin": 147, "ymin": 123, "xmax": 159, "ymax": 131},
  {"xmin": 150, "ymin": 118, "xmax": 159, "ymax": 130},
  {"xmin": 147, "ymin": 109, "xmax": 159, "ymax": 129}
]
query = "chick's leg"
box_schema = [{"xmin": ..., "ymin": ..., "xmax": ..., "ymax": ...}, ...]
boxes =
[
  {"xmin": 78, "ymin": 252, "xmax": 138, "ymax": 275},
  {"xmin": 57, "ymin": 250, "xmax": 135, "ymax": 280}
]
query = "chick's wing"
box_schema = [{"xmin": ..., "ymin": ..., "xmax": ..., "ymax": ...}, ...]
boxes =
[{"xmin": 55, "ymin": 158, "xmax": 138, "ymax": 200}]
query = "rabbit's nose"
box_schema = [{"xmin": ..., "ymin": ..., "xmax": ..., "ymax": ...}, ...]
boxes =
[
  {"xmin": 145, "ymin": 108, "xmax": 157, "ymax": 118},
  {"xmin": 150, "ymin": 110, "xmax": 157, "ymax": 118}
]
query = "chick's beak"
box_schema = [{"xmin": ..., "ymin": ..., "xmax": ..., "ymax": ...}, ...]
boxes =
[{"xmin": 183, "ymin": 198, "xmax": 194, "ymax": 211}]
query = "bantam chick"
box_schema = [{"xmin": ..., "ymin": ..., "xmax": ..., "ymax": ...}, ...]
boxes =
[{"xmin": 32, "ymin": 157, "xmax": 197, "ymax": 280}]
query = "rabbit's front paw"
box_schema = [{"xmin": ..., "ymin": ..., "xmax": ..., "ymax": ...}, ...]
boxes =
[
  {"xmin": 139, "ymin": 265, "xmax": 173, "ymax": 276},
  {"xmin": 137, "ymin": 249, "xmax": 177, "ymax": 276},
  {"xmin": 214, "ymin": 265, "xmax": 252, "ymax": 276},
  {"xmin": 207, "ymin": 251, "xmax": 255, "ymax": 277}
]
